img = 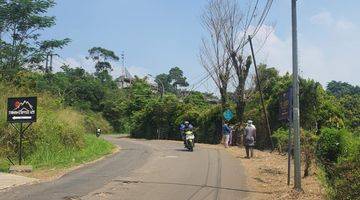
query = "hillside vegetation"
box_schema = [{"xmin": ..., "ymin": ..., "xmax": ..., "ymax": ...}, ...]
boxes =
[
  {"xmin": 0, "ymin": 82, "xmax": 114, "ymax": 171},
  {"xmin": 0, "ymin": 1, "xmax": 359, "ymax": 199}
]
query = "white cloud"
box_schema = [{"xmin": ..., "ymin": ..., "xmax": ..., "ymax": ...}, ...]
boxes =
[
  {"xmin": 251, "ymin": 25, "xmax": 292, "ymax": 75},
  {"xmin": 52, "ymin": 55, "xmax": 94, "ymax": 72},
  {"xmin": 310, "ymin": 11, "xmax": 333, "ymax": 26},
  {"xmin": 252, "ymin": 23, "xmax": 359, "ymax": 87},
  {"xmin": 335, "ymin": 20, "xmax": 355, "ymax": 31},
  {"xmin": 310, "ymin": 11, "xmax": 356, "ymax": 31}
]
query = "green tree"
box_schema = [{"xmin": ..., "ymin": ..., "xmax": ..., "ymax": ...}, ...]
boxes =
[
  {"xmin": 339, "ymin": 94, "xmax": 360, "ymax": 132},
  {"xmin": 183, "ymin": 91, "xmax": 209, "ymax": 107},
  {"xmin": 155, "ymin": 67, "xmax": 189, "ymax": 94},
  {"xmin": 0, "ymin": 0, "xmax": 69, "ymax": 79},
  {"xmin": 87, "ymin": 47, "xmax": 119, "ymax": 83},
  {"xmin": 101, "ymin": 89, "xmax": 129, "ymax": 133},
  {"xmin": 327, "ymin": 81, "xmax": 360, "ymax": 97},
  {"xmin": 168, "ymin": 67, "xmax": 189, "ymax": 90},
  {"xmin": 38, "ymin": 38, "xmax": 71, "ymax": 73}
]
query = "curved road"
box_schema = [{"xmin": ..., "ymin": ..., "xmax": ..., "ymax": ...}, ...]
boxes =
[{"xmin": 0, "ymin": 135, "xmax": 260, "ymax": 200}]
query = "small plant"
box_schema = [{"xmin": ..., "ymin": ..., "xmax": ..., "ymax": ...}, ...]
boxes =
[
  {"xmin": 271, "ymin": 127, "xmax": 289, "ymax": 153},
  {"xmin": 301, "ymin": 129, "xmax": 318, "ymax": 177}
]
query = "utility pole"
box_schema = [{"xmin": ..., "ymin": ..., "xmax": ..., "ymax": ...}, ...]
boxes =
[
  {"xmin": 120, "ymin": 51, "xmax": 125, "ymax": 87},
  {"xmin": 291, "ymin": 0, "xmax": 302, "ymax": 191},
  {"xmin": 248, "ymin": 35, "xmax": 274, "ymax": 150}
]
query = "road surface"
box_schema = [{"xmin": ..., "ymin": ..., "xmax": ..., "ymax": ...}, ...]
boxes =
[{"xmin": 0, "ymin": 135, "xmax": 261, "ymax": 200}]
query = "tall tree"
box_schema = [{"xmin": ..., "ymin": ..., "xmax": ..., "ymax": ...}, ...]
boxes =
[
  {"xmin": 168, "ymin": 67, "xmax": 189, "ymax": 90},
  {"xmin": 38, "ymin": 38, "xmax": 71, "ymax": 73},
  {"xmin": 0, "ymin": 0, "xmax": 70, "ymax": 79},
  {"xmin": 219, "ymin": 0, "xmax": 273, "ymax": 124},
  {"xmin": 155, "ymin": 67, "xmax": 189, "ymax": 94},
  {"xmin": 87, "ymin": 47, "xmax": 119, "ymax": 83},
  {"xmin": 200, "ymin": 0, "xmax": 231, "ymax": 110}
]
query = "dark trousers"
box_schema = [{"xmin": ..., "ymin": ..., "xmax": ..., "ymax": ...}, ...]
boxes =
[{"xmin": 245, "ymin": 146, "xmax": 254, "ymax": 158}]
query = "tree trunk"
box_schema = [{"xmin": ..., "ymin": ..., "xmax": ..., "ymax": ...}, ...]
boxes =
[
  {"xmin": 219, "ymin": 86, "xmax": 228, "ymax": 143},
  {"xmin": 232, "ymin": 56, "xmax": 252, "ymax": 145}
]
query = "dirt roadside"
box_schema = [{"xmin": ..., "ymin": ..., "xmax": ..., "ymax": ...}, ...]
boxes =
[
  {"xmin": 0, "ymin": 173, "xmax": 38, "ymax": 191},
  {"xmin": 225, "ymin": 146, "xmax": 326, "ymax": 200}
]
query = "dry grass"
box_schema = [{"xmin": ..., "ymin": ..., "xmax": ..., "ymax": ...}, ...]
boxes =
[{"xmin": 226, "ymin": 146, "xmax": 326, "ymax": 200}]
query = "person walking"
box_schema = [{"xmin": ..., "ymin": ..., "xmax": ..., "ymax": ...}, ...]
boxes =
[
  {"xmin": 229, "ymin": 125, "xmax": 234, "ymax": 146},
  {"xmin": 223, "ymin": 123, "xmax": 231, "ymax": 148},
  {"xmin": 244, "ymin": 120, "xmax": 256, "ymax": 158}
]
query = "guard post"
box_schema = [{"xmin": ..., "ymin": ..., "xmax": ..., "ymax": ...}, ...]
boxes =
[{"xmin": 7, "ymin": 97, "xmax": 37, "ymax": 165}]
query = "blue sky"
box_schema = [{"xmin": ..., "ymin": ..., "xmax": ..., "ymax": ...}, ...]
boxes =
[{"xmin": 44, "ymin": 0, "xmax": 360, "ymax": 93}]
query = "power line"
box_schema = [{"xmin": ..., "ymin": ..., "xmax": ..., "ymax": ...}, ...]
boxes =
[{"xmin": 251, "ymin": 0, "xmax": 273, "ymax": 37}]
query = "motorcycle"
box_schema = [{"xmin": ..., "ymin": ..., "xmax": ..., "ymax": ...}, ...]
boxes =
[
  {"xmin": 96, "ymin": 129, "xmax": 101, "ymax": 137},
  {"xmin": 184, "ymin": 130, "xmax": 195, "ymax": 151}
]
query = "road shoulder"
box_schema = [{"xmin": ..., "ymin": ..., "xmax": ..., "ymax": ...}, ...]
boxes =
[
  {"xmin": 0, "ymin": 172, "xmax": 39, "ymax": 191},
  {"xmin": 226, "ymin": 146, "xmax": 325, "ymax": 200},
  {"xmin": 0, "ymin": 145, "xmax": 120, "ymax": 192}
]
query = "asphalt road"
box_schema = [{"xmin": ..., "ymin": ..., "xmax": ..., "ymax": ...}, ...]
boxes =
[{"xmin": 0, "ymin": 135, "xmax": 259, "ymax": 200}]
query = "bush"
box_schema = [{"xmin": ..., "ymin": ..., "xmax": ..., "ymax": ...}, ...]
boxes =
[
  {"xmin": 316, "ymin": 128, "xmax": 360, "ymax": 200},
  {"xmin": 271, "ymin": 128, "xmax": 289, "ymax": 153},
  {"xmin": 197, "ymin": 105, "xmax": 222, "ymax": 144},
  {"xmin": 84, "ymin": 112, "xmax": 113, "ymax": 134},
  {"xmin": 128, "ymin": 92, "xmax": 222, "ymax": 144},
  {"xmin": 316, "ymin": 128, "xmax": 351, "ymax": 163},
  {"xmin": 331, "ymin": 160, "xmax": 360, "ymax": 200}
]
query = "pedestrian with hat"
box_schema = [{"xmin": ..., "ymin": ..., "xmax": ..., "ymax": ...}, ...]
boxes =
[{"xmin": 244, "ymin": 120, "xmax": 256, "ymax": 158}]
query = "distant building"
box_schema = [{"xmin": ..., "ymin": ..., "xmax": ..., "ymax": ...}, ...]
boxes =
[{"xmin": 117, "ymin": 67, "xmax": 133, "ymax": 88}]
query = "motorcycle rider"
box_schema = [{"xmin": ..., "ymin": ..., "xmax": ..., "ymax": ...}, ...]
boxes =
[
  {"xmin": 180, "ymin": 121, "xmax": 193, "ymax": 146},
  {"xmin": 96, "ymin": 128, "xmax": 101, "ymax": 137}
]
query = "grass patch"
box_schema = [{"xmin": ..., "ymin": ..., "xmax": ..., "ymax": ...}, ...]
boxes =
[
  {"xmin": 317, "ymin": 165, "xmax": 335, "ymax": 199},
  {"xmin": 0, "ymin": 134, "xmax": 114, "ymax": 172},
  {"xmin": 27, "ymin": 134, "xmax": 114, "ymax": 170},
  {"xmin": 0, "ymin": 158, "xmax": 11, "ymax": 172}
]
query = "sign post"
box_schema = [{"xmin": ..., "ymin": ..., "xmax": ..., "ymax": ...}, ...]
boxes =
[
  {"xmin": 279, "ymin": 88, "xmax": 293, "ymax": 185},
  {"xmin": 7, "ymin": 97, "xmax": 37, "ymax": 165}
]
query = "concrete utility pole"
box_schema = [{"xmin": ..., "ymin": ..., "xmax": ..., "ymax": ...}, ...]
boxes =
[{"xmin": 291, "ymin": 0, "xmax": 302, "ymax": 191}]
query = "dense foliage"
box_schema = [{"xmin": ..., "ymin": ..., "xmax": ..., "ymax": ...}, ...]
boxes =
[
  {"xmin": 316, "ymin": 128, "xmax": 359, "ymax": 200},
  {"xmin": 0, "ymin": 1, "xmax": 358, "ymax": 198},
  {"xmin": 0, "ymin": 82, "xmax": 113, "ymax": 170}
]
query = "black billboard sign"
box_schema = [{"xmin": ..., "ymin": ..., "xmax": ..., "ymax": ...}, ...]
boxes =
[
  {"xmin": 7, "ymin": 97, "xmax": 37, "ymax": 123},
  {"xmin": 279, "ymin": 88, "xmax": 293, "ymax": 122}
]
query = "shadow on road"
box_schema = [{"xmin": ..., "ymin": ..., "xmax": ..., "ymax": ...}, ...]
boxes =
[
  {"xmin": 174, "ymin": 148, "xmax": 194, "ymax": 152},
  {"xmin": 112, "ymin": 179, "xmax": 271, "ymax": 195}
]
